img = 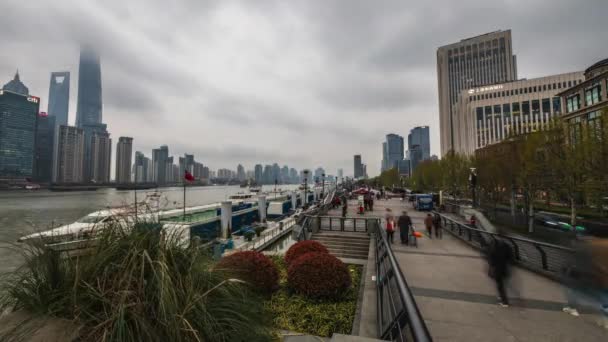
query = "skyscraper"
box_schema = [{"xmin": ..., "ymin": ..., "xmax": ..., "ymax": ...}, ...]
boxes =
[
  {"xmin": 237, "ymin": 164, "xmax": 246, "ymax": 181},
  {"xmin": 2, "ymin": 71, "xmax": 29, "ymax": 96},
  {"xmin": 254, "ymin": 164, "xmax": 263, "ymax": 184},
  {"xmin": 115, "ymin": 137, "xmax": 133, "ymax": 184},
  {"xmin": 381, "ymin": 142, "xmax": 388, "ymax": 172},
  {"xmin": 408, "ymin": 126, "xmax": 431, "ymax": 173},
  {"xmin": 0, "ymin": 88, "xmax": 39, "ymax": 181},
  {"xmin": 384, "ymin": 134, "xmax": 404, "ymax": 171},
  {"xmin": 437, "ymin": 30, "xmax": 517, "ymax": 155},
  {"xmin": 289, "ymin": 168, "xmax": 298, "ymax": 184},
  {"xmin": 47, "ymin": 72, "xmax": 70, "ymax": 127},
  {"xmin": 76, "ymin": 47, "xmax": 102, "ymax": 128},
  {"xmin": 53, "ymin": 125, "xmax": 84, "ymax": 183},
  {"xmin": 354, "ymin": 155, "xmax": 363, "ymax": 179},
  {"xmin": 34, "ymin": 113, "xmax": 55, "ymax": 183},
  {"xmin": 134, "ymin": 151, "xmax": 151, "ymax": 183},
  {"xmin": 90, "ymin": 129, "xmax": 111, "ymax": 183},
  {"xmin": 152, "ymin": 145, "xmax": 169, "ymax": 184},
  {"xmin": 263, "ymin": 165, "xmax": 273, "ymax": 184}
]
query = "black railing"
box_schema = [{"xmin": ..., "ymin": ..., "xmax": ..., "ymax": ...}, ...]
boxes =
[
  {"xmin": 435, "ymin": 212, "xmax": 575, "ymax": 279},
  {"xmin": 315, "ymin": 216, "xmax": 371, "ymax": 233},
  {"xmin": 374, "ymin": 218, "xmax": 433, "ymax": 342}
]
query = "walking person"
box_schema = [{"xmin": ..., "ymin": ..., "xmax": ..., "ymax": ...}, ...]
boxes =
[
  {"xmin": 385, "ymin": 208, "xmax": 395, "ymax": 244},
  {"xmin": 486, "ymin": 239, "xmax": 513, "ymax": 307},
  {"xmin": 398, "ymin": 211, "xmax": 413, "ymax": 245},
  {"xmin": 433, "ymin": 212, "xmax": 442, "ymax": 239},
  {"xmin": 424, "ymin": 213, "xmax": 433, "ymax": 239}
]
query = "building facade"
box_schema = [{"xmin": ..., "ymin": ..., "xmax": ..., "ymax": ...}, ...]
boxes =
[
  {"xmin": 437, "ymin": 30, "xmax": 518, "ymax": 155},
  {"xmin": 453, "ymin": 71, "xmax": 584, "ymax": 155},
  {"xmin": 558, "ymin": 58, "xmax": 608, "ymax": 140},
  {"xmin": 152, "ymin": 145, "xmax": 169, "ymax": 184},
  {"xmin": 47, "ymin": 71, "xmax": 70, "ymax": 127},
  {"xmin": 2, "ymin": 72, "xmax": 29, "ymax": 96},
  {"xmin": 0, "ymin": 89, "xmax": 40, "ymax": 182},
  {"xmin": 115, "ymin": 137, "xmax": 133, "ymax": 184},
  {"xmin": 354, "ymin": 155, "xmax": 364, "ymax": 179},
  {"xmin": 34, "ymin": 113, "xmax": 55, "ymax": 183},
  {"xmin": 382, "ymin": 134, "xmax": 404, "ymax": 172},
  {"xmin": 254, "ymin": 164, "xmax": 263, "ymax": 184},
  {"xmin": 53, "ymin": 125, "xmax": 84, "ymax": 183},
  {"xmin": 76, "ymin": 47, "xmax": 102, "ymax": 128},
  {"xmin": 90, "ymin": 129, "xmax": 112, "ymax": 183}
]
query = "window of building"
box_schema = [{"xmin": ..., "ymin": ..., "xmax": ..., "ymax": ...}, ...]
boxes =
[
  {"xmin": 533, "ymin": 86, "xmax": 537, "ymax": 92},
  {"xmin": 569, "ymin": 116, "xmax": 582, "ymax": 144},
  {"xmin": 552, "ymin": 97, "xmax": 561, "ymax": 114},
  {"xmin": 542, "ymin": 98, "xmax": 551, "ymax": 115},
  {"xmin": 566, "ymin": 94, "xmax": 581, "ymax": 113},
  {"xmin": 558, "ymin": 83, "xmax": 562, "ymax": 89},
  {"xmin": 515, "ymin": 89, "xmax": 519, "ymax": 95},
  {"xmin": 568, "ymin": 81, "xmax": 572, "ymax": 87},
  {"xmin": 524, "ymin": 88, "xmax": 528, "ymax": 94},
  {"xmin": 562, "ymin": 82, "xmax": 567, "ymax": 88},
  {"xmin": 528, "ymin": 87, "xmax": 532, "ymax": 93},
  {"xmin": 585, "ymin": 83, "xmax": 602, "ymax": 106}
]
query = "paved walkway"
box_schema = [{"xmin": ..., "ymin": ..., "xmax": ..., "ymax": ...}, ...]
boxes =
[{"xmin": 330, "ymin": 197, "xmax": 608, "ymax": 341}]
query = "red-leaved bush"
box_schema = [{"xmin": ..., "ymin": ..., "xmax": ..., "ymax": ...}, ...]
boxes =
[
  {"xmin": 287, "ymin": 252, "xmax": 351, "ymax": 299},
  {"xmin": 216, "ymin": 251, "xmax": 279, "ymax": 293},
  {"xmin": 284, "ymin": 240, "xmax": 329, "ymax": 266}
]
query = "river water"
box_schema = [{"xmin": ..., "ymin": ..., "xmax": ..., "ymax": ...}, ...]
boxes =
[{"xmin": 0, "ymin": 185, "xmax": 298, "ymax": 273}]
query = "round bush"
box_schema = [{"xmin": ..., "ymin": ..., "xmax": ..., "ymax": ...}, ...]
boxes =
[
  {"xmin": 216, "ymin": 251, "xmax": 279, "ymax": 293},
  {"xmin": 285, "ymin": 240, "xmax": 329, "ymax": 266},
  {"xmin": 287, "ymin": 252, "xmax": 351, "ymax": 299}
]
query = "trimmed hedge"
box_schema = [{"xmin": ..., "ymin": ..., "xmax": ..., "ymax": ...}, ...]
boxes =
[
  {"xmin": 287, "ymin": 252, "xmax": 351, "ymax": 299},
  {"xmin": 216, "ymin": 251, "xmax": 279, "ymax": 293},
  {"xmin": 284, "ymin": 240, "xmax": 328, "ymax": 266}
]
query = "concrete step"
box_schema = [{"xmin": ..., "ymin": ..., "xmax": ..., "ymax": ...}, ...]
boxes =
[
  {"xmin": 312, "ymin": 236, "xmax": 370, "ymax": 245},
  {"xmin": 314, "ymin": 232, "xmax": 370, "ymax": 240},
  {"xmin": 328, "ymin": 250, "xmax": 369, "ymax": 259},
  {"xmin": 313, "ymin": 239, "xmax": 370, "ymax": 249}
]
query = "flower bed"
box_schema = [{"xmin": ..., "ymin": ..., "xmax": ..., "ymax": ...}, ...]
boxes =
[{"xmin": 265, "ymin": 255, "xmax": 362, "ymax": 337}]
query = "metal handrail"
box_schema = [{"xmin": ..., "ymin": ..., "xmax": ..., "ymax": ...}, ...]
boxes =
[
  {"xmin": 434, "ymin": 212, "xmax": 575, "ymax": 279},
  {"xmin": 374, "ymin": 218, "xmax": 433, "ymax": 342}
]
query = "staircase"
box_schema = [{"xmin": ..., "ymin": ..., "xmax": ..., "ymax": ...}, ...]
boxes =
[{"xmin": 311, "ymin": 231, "xmax": 370, "ymax": 260}]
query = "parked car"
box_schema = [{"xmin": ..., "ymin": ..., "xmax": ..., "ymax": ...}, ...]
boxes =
[{"xmin": 534, "ymin": 212, "xmax": 586, "ymax": 233}]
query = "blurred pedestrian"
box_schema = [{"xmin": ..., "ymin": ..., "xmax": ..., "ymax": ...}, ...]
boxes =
[
  {"xmin": 486, "ymin": 239, "xmax": 513, "ymax": 307},
  {"xmin": 385, "ymin": 208, "xmax": 395, "ymax": 244},
  {"xmin": 433, "ymin": 212, "xmax": 442, "ymax": 239},
  {"xmin": 424, "ymin": 213, "xmax": 433, "ymax": 239},
  {"xmin": 398, "ymin": 211, "xmax": 413, "ymax": 245}
]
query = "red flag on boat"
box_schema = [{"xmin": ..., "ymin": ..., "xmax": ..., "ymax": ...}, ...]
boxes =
[{"xmin": 184, "ymin": 170, "xmax": 195, "ymax": 182}]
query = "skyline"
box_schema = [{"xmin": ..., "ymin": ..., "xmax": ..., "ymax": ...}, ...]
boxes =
[{"xmin": 1, "ymin": 1, "xmax": 607, "ymax": 177}]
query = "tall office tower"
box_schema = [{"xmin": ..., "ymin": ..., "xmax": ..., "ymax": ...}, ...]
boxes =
[
  {"xmin": 254, "ymin": 164, "xmax": 263, "ymax": 184},
  {"xmin": 263, "ymin": 165, "xmax": 273, "ymax": 184},
  {"xmin": 381, "ymin": 142, "xmax": 388, "ymax": 172},
  {"xmin": 0, "ymin": 88, "xmax": 40, "ymax": 181},
  {"xmin": 152, "ymin": 145, "xmax": 169, "ymax": 184},
  {"xmin": 164, "ymin": 156, "xmax": 174, "ymax": 183},
  {"xmin": 53, "ymin": 125, "xmax": 84, "ymax": 183},
  {"xmin": 237, "ymin": 164, "xmax": 246, "ymax": 181},
  {"xmin": 353, "ymin": 155, "xmax": 363, "ymax": 179},
  {"xmin": 2, "ymin": 71, "xmax": 29, "ymax": 96},
  {"xmin": 90, "ymin": 129, "xmax": 111, "ymax": 183},
  {"xmin": 34, "ymin": 113, "xmax": 56, "ymax": 182},
  {"xmin": 437, "ymin": 30, "xmax": 517, "ymax": 155},
  {"xmin": 115, "ymin": 137, "xmax": 133, "ymax": 184},
  {"xmin": 134, "ymin": 151, "xmax": 147, "ymax": 183},
  {"xmin": 272, "ymin": 163, "xmax": 280, "ymax": 183},
  {"xmin": 280, "ymin": 165, "xmax": 289, "ymax": 183},
  {"xmin": 47, "ymin": 72, "xmax": 70, "ymax": 127},
  {"xmin": 76, "ymin": 47, "xmax": 102, "ymax": 128},
  {"xmin": 337, "ymin": 169, "xmax": 343, "ymax": 179},
  {"xmin": 408, "ymin": 126, "xmax": 431, "ymax": 173},
  {"xmin": 289, "ymin": 168, "xmax": 298, "ymax": 184},
  {"xmin": 385, "ymin": 134, "xmax": 405, "ymax": 170}
]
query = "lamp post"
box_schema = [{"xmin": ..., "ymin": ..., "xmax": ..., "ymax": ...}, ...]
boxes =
[
  {"xmin": 303, "ymin": 170, "xmax": 309, "ymax": 207},
  {"xmin": 321, "ymin": 173, "xmax": 325, "ymax": 200},
  {"xmin": 469, "ymin": 167, "xmax": 477, "ymax": 208}
]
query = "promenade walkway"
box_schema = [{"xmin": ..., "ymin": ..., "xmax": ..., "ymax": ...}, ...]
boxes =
[{"xmin": 328, "ymin": 197, "xmax": 608, "ymax": 341}]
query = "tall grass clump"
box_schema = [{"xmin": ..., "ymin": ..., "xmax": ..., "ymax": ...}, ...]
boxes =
[{"xmin": 0, "ymin": 220, "xmax": 274, "ymax": 342}]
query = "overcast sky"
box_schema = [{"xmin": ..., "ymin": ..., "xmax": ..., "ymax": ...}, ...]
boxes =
[{"xmin": 1, "ymin": 0, "xmax": 606, "ymax": 177}]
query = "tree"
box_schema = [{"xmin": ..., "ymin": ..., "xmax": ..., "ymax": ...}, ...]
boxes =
[{"xmin": 516, "ymin": 131, "xmax": 545, "ymax": 232}]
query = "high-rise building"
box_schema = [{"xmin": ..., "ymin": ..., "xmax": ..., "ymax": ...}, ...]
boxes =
[
  {"xmin": 53, "ymin": 125, "xmax": 84, "ymax": 183},
  {"xmin": 272, "ymin": 163, "xmax": 280, "ymax": 184},
  {"xmin": 0, "ymin": 88, "xmax": 40, "ymax": 181},
  {"xmin": 263, "ymin": 165, "xmax": 273, "ymax": 184},
  {"xmin": 34, "ymin": 112, "xmax": 55, "ymax": 183},
  {"xmin": 115, "ymin": 137, "xmax": 133, "ymax": 184},
  {"xmin": 397, "ymin": 159, "xmax": 410, "ymax": 176},
  {"xmin": 47, "ymin": 72, "xmax": 70, "ymax": 127},
  {"xmin": 381, "ymin": 142, "xmax": 388, "ymax": 172},
  {"xmin": 454, "ymin": 72, "xmax": 584, "ymax": 154},
  {"xmin": 165, "ymin": 156, "xmax": 175, "ymax": 183},
  {"xmin": 437, "ymin": 30, "xmax": 517, "ymax": 155},
  {"xmin": 246, "ymin": 170, "xmax": 254, "ymax": 180},
  {"xmin": 254, "ymin": 164, "xmax": 263, "ymax": 184},
  {"xmin": 314, "ymin": 167, "xmax": 325, "ymax": 180},
  {"xmin": 337, "ymin": 168, "xmax": 343, "ymax": 179},
  {"xmin": 134, "ymin": 151, "xmax": 149, "ymax": 183},
  {"xmin": 384, "ymin": 134, "xmax": 404, "ymax": 171},
  {"xmin": 76, "ymin": 47, "xmax": 102, "ymax": 128},
  {"xmin": 237, "ymin": 164, "xmax": 246, "ymax": 181},
  {"xmin": 289, "ymin": 168, "xmax": 298, "ymax": 184},
  {"xmin": 354, "ymin": 155, "xmax": 363, "ymax": 179},
  {"xmin": 151, "ymin": 145, "xmax": 169, "ymax": 184},
  {"xmin": 280, "ymin": 165, "xmax": 289, "ymax": 183},
  {"xmin": 90, "ymin": 129, "xmax": 111, "ymax": 183},
  {"xmin": 408, "ymin": 126, "xmax": 430, "ymax": 173},
  {"xmin": 2, "ymin": 71, "xmax": 29, "ymax": 96}
]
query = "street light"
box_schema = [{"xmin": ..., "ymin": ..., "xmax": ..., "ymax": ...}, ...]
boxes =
[
  {"xmin": 321, "ymin": 173, "xmax": 325, "ymax": 200},
  {"xmin": 303, "ymin": 170, "xmax": 309, "ymax": 207}
]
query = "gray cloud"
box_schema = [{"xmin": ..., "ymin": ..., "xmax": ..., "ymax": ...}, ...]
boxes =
[{"xmin": 1, "ymin": 0, "xmax": 607, "ymax": 176}]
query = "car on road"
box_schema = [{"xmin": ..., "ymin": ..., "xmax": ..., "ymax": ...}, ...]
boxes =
[{"xmin": 534, "ymin": 212, "xmax": 586, "ymax": 233}]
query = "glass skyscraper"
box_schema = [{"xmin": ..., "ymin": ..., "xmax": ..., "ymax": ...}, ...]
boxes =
[
  {"xmin": 0, "ymin": 89, "xmax": 40, "ymax": 181},
  {"xmin": 48, "ymin": 71, "xmax": 70, "ymax": 127},
  {"xmin": 383, "ymin": 134, "xmax": 404, "ymax": 171},
  {"xmin": 408, "ymin": 126, "xmax": 431, "ymax": 173},
  {"xmin": 34, "ymin": 113, "xmax": 55, "ymax": 183},
  {"xmin": 76, "ymin": 47, "xmax": 102, "ymax": 128}
]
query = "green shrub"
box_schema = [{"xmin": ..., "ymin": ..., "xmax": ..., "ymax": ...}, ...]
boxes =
[{"xmin": 0, "ymin": 222, "xmax": 274, "ymax": 342}]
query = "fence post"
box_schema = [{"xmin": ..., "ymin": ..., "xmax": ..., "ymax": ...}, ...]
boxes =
[
  {"xmin": 534, "ymin": 244, "xmax": 548, "ymax": 270},
  {"xmin": 507, "ymin": 238, "xmax": 520, "ymax": 261}
]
